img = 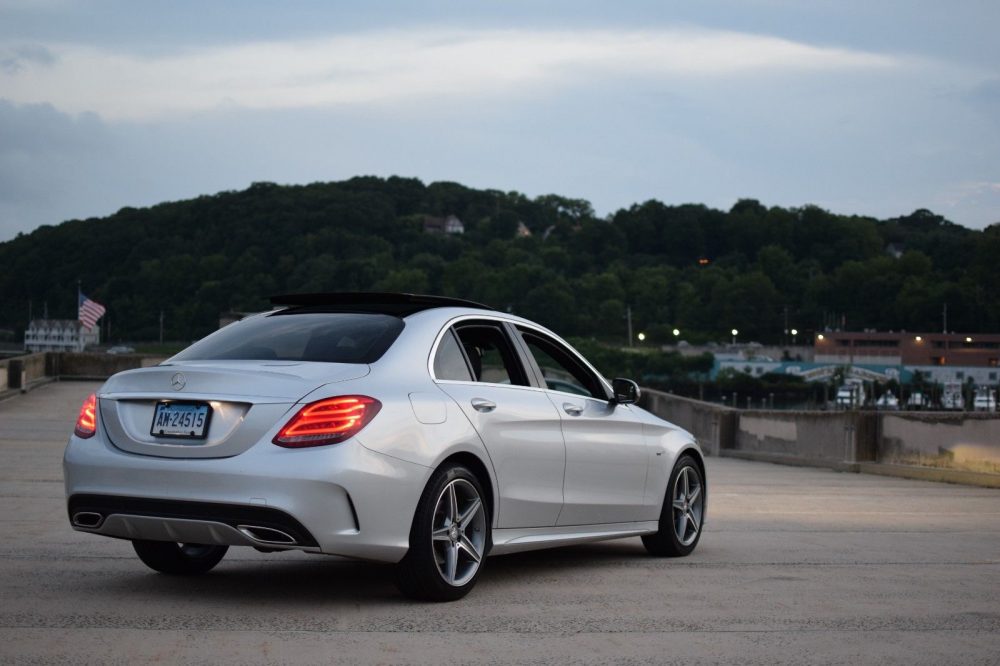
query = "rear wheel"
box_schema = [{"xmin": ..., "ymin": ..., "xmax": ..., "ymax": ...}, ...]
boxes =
[
  {"xmin": 132, "ymin": 540, "xmax": 228, "ymax": 575},
  {"xmin": 642, "ymin": 454, "xmax": 704, "ymax": 557},
  {"xmin": 395, "ymin": 464, "xmax": 489, "ymax": 601}
]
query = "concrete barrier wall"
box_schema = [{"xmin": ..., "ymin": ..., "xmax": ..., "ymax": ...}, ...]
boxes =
[
  {"xmin": 640, "ymin": 389, "xmax": 856, "ymax": 465},
  {"xmin": 640, "ymin": 389, "xmax": 995, "ymax": 480},
  {"xmin": 734, "ymin": 411, "xmax": 860, "ymax": 464},
  {"xmin": 640, "ymin": 390, "xmax": 736, "ymax": 456},
  {"xmin": 47, "ymin": 352, "xmax": 167, "ymax": 378},
  {"xmin": 2, "ymin": 352, "xmax": 166, "ymax": 398},
  {"xmin": 879, "ymin": 413, "xmax": 1000, "ymax": 475},
  {"xmin": 21, "ymin": 353, "xmax": 47, "ymax": 383},
  {"xmin": 0, "ymin": 353, "xmax": 47, "ymax": 391}
]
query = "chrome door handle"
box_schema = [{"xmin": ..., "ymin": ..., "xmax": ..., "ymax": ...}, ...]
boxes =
[
  {"xmin": 471, "ymin": 398, "xmax": 496, "ymax": 413},
  {"xmin": 563, "ymin": 403, "xmax": 584, "ymax": 416}
]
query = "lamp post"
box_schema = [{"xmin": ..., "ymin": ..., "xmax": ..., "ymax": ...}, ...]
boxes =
[
  {"xmin": 637, "ymin": 332, "xmax": 646, "ymax": 343},
  {"xmin": 626, "ymin": 306, "xmax": 633, "ymax": 348},
  {"xmin": 791, "ymin": 328, "xmax": 798, "ymax": 345},
  {"xmin": 731, "ymin": 328, "xmax": 738, "ymax": 345}
]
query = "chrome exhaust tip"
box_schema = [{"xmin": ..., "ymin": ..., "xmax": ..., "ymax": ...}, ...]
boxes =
[
  {"xmin": 72, "ymin": 511, "xmax": 104, "ymax": 528},
  {"xmin": 237, "ymin": 525, "xmax": 297, "ymax": 545}
]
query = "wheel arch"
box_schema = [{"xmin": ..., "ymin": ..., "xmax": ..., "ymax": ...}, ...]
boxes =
[{"xmin": 434, "ymin": 451, "xmax": 496, "ymax": 527}]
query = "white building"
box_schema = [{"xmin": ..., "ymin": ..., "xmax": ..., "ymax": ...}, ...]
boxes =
[
  {"xmin": 422, "ymin": 214, "xmax": 465, "ymax": 235},
  {"xmin": 24, "ymin": 319, "xmax": 100, "ymax": 352}
]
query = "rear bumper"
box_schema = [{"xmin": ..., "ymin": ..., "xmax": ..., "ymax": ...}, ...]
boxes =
[
  {"xmin": 67, "ymin": 494, "xmax": 321, "ymax": 549},
  {"xmin": 63, "ymin": 432, "xmax": 431, "ymax": 563}
]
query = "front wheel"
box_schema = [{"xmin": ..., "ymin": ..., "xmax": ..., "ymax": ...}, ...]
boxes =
[
  {"xmin": 132, "ymin": 540, "xmax": 228, "ymax": 575},
  {"xmin": 395, "ymin": 464, "xmax": 490, "ymax": 601},
  {"xmin": 642, "ymin": 454, "xmax": 705, "ymax": 557}
]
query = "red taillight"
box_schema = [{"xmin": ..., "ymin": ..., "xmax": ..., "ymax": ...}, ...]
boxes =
[
  {"xmin": 74, "ymin": 393, "xmax": 97, "ymax": 438},
  {"xmin": 273, "ymin": 396, "xmax": 381, "ymax": 448}
]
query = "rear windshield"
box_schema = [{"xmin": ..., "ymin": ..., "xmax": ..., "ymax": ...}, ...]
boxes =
[{"xmin": 170, "ymin": 312, "xmax": 405, "ymax": 364}]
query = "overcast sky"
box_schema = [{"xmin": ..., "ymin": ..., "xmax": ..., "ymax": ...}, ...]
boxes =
[{"xmin": 1, "ymin": 0, "xmax": 998, "ymax": 241}]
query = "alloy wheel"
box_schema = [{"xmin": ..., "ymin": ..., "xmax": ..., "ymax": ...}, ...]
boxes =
[
  {"xmin": 671, "ymin": 466, "xmax": 703, "ymax": 546},
  {"xmin": 431, "ymin": 478, "xmax": 486, "ymax": 586}
]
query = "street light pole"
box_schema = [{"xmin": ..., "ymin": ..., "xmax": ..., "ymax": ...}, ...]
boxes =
[{"xmin": 626, "ymin": 306, "xmax": 633, "ymax": 348}]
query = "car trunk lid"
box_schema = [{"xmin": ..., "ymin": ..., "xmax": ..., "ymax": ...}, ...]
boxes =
[{"xmin": 98, "ymin": 361, "xmax": 369, "ymax": 459}]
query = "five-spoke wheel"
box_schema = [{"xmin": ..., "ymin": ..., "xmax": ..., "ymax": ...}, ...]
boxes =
[
  {"xmin": 431, "ymin": 478, "xmax": 487, "ymax": 587},
  {"xmin": 396, "ymin": 464, "xmax": 490, "ymax": 601},
  {"xmin": 671, "ymin": 464, "xmax": 703, "ymax": 547},
  {"xmin": 642, "ymin": 454, "xmax": 705, "ymax": 557}
]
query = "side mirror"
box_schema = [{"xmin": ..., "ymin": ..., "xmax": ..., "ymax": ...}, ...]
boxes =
[{"xmin": 610, "ymin": 378, "xmax": 640, "ymax": 405}]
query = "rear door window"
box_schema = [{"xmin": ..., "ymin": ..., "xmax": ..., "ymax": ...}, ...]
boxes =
[
  {"xmin": 433, "ymin": 329, "xmax": 474, "ymax": 382},
  {"xmin": 434, "ymin": 321, "xmax": 529, "ymax": 386}
]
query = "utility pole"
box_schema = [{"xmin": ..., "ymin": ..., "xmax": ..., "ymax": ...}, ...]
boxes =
[
  {"xmin": 626, "ymin": 306, "xmax": 633, "ymax": 348},
  {"xmin": 159, "ymin": 310, "xmax": 164, "ymax": 345}
]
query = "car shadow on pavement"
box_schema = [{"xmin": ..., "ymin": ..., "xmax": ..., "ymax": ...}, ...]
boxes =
[{"xmin": 89, "ymin": 539, "xmax": 651, "ymax": 605}]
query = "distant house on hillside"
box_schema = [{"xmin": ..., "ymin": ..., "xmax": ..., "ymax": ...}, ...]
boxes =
[
  {"xmin": 423, "ymin": 214, "xmax": 465, "ymax": 235},
  {"xmin": 886, "ymin": 242, "xmax": 906, "ymax": 259},
  {"xmin": 24, "ymin": 319, "xmax": 99, "ymax": 352},
  {"xmin": 516, "ymin": 221, "xmax": 532, "ymax": 238}
]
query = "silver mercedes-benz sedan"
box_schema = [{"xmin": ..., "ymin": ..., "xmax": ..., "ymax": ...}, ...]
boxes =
[{"xmin": 64, "ymin": 293, "xmax": 706, "ymax": 601}]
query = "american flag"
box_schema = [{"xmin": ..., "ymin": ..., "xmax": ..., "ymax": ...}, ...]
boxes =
[{"xmin": 78, "ymin": 293, "xmax": 106, "ymax": 330}]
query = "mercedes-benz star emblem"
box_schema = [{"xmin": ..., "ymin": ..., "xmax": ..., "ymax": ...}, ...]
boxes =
[{"xmin": 170, "ymin": 373, "xmax": 186, "ymax": 391}]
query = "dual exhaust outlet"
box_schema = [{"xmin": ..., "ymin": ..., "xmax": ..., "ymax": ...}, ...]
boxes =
[
  {"xmin": 72, "ymin": 511, "xmax": 104, "ymax": 528},
  {"xmin": 70, "ymin": 511, "xmax": 298, "ymax": 546}
]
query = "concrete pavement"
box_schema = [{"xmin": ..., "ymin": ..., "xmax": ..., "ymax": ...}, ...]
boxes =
[{"xmin": 1, "ymin": 381, "xmax": 998, "ymax": 664}]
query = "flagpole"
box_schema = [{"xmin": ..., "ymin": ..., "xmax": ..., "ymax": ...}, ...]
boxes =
[{"xmin": 77, "ymin": 279, "xmax": 83, "ymax": 350}]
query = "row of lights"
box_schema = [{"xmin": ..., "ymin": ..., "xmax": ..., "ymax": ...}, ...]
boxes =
[
  {"xmin": 635, "ymin": 328, "xmax": 804, "ymax": 343},
  {"xmin": 637, "ymin": 331, "xmax": 977, "ymax": 344},
  {"xmin": 817, "ymin": 334, "xmax": 976, "ymax": 343},
  {"xmin": 915, "ymin": 336, "xmax": 974, "ymax": 342},
  {"xmin": 636, "ymin": 328, "xmax": 683, "ymax": 343}
]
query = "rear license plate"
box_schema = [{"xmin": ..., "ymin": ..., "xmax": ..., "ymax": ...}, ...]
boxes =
[{"xmin": 150, "ymin": 402, "xmax": 212, "ymax": 439}]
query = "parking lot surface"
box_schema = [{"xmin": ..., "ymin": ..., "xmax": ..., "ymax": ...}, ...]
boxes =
[{"xmin": 1, "ymin": 381, "xmax": 998, "ymax": 664}]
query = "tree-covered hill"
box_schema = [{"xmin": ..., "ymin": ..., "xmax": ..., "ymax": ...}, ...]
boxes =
[{"xmin": 1, "ymin": 176, "xmax": 997, "ymax": 343}]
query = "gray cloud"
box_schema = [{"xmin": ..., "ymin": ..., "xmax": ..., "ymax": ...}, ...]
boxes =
[
  {"xmin": 0, "ymin": 100, "xmax": 115, "ymax": 237},
  {"xmin": 0, "ymin": 28, "xmax": 899, "ymax": 121},
  {"xmin": 0, "ymin": 43, "xmax": 56, "ymax": 74}
]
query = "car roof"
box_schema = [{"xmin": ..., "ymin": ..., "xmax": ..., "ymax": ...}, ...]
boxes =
[{"xmin": 269, "ymin": 292, "xmax": 496, "ymax": 317}]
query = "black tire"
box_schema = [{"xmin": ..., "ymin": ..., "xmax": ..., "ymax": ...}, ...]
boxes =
[
  {"xmin": 642, "ymin": 454, "xmax": 705, "ymax": 557},
  {"xmin": 132, "ymin": 540, "xmax": 228, "ymax": 575},
  {"xmin": 395, "ymin": 464, "xmax": 490, "ymax": 602}
]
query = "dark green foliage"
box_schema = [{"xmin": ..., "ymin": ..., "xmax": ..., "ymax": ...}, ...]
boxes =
[{"xmin": 1, "ymin": 177, "xmax": 997, "ymax": 344}]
